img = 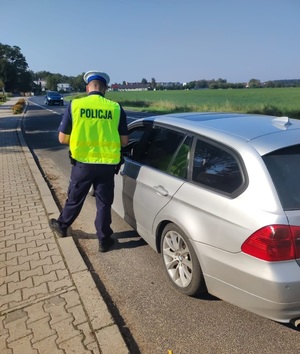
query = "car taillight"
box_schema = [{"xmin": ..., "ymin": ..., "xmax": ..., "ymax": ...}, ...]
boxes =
[
  {"xmin": 241, "ymin": 225, "xmax": 300, "ymax": 261},
  {"xmin": 290, "ymin": 226, "xmax": 300, "ymax": 259}
]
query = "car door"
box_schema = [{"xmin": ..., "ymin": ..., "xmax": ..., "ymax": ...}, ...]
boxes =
[{"xmin": 113, "ymin": 123, "xmax": 190, "ymax": 249}]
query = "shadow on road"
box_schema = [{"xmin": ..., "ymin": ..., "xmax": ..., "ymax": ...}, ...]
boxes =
[{"xmin": 71, "ymin": 229, "xmax": 147, "ymax": 250}]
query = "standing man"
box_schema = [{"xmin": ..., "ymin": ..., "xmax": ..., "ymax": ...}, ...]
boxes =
[{"xmin": 49, "ymin": 70, "xmax": 128, "ymax": 252}]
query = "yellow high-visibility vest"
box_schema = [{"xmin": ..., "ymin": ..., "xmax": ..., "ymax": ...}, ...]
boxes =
[{"xmin": 70, "ymin": 95, "xmax": 121, "ymax": 164}]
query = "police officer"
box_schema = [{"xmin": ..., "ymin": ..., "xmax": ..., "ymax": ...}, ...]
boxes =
[{"xmin": 49, "ymin": 70, "xmax": 129, "ymax": 252}]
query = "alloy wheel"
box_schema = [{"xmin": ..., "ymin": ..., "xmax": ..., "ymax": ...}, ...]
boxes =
[{"xmin": 162, "ymin": 229, "xmax": 193, "ymax": 288}]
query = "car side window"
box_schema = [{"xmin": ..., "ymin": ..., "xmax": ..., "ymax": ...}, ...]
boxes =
[
  {"xmin": 169, "ymin": 136, "xmax": 192, "ymax": 179},
  {"xmin": 192, "ymin": 139, "xmax": 243, "ymax": 193},
  {"xmin": 134, "ymin": 126, "xmax": 186, "ymax": 173},
  {"xmin": 121, "ymin": 126, "xmax": 147, "ymax": 157}
]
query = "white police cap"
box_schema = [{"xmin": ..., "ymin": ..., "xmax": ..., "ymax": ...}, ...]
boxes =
[{"xmin": 83, "ymin": 70, "xmax": 110, "ymax": 85}]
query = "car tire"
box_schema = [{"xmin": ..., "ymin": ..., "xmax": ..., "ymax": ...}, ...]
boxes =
[{"xmin": 161, "ymin": 223, "xmax": 206, "ymax": 296}]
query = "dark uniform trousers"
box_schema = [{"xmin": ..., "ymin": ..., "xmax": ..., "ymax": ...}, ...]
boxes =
[{"xmin": 58, "ymin": 161, "xmax": 115, "ymax": 242}]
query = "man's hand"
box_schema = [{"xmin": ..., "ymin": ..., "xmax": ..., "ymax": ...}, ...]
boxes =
[{"xmin": 115, "ymin": 155, "xmax": 125, "ymax": 174}]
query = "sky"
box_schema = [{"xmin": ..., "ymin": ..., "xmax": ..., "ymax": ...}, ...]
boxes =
[{"xmin": 1, "ymin": 0, "xmax": 299, "ymax": 84}]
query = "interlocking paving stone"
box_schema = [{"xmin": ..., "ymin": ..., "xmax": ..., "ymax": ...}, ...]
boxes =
[
  {"xmin": 4, "ymin": 309, "xmax": 31, "ymax": 343},
  {"xmin": 0, "ymin": 104, "xmax": 129, "ymax": 353},
  {"xmin": 32, "ymin": 335, "xmax": 63, "ymax": 354}
]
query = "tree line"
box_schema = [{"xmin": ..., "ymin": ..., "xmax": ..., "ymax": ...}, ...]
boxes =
[{"xmin": 1, "ymin": 43, "xmax": 300, "ymax": 95}]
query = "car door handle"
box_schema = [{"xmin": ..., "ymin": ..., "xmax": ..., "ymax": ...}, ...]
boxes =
[{"xmin": 153, "ymin": 185, "xmax": 169, "ymax": 196}]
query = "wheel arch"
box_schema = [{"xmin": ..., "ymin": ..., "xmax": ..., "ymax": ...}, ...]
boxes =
[
  {"xmin": 155, "ymin": 219, "xmax": 197, "ymax": 253},
  {"xmin": 155, "ymin": 220, "xmax": 171, "ymax": 253},
  {"xmin": 155, "ymin": 218, "xmax": 194, "ymax": 253},
  {"xmin": 155, "ymin": 218, "xmax": 207, "ymax": 272}
]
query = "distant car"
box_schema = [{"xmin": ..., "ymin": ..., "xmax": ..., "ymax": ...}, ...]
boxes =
[
  {"xmin": 112, "ymin": 112, "xmax": 300, "ymax": 326},
  {"xmin": 44, "ymin": 91, "xmax": 64, "ymax": 106}
]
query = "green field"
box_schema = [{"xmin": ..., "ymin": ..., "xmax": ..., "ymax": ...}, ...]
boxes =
[{"xmin": 105, "ymin": 87, "xmax": 300, "ymax": 118}]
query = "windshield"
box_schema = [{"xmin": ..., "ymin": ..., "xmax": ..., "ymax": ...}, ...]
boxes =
[{"xmin": 263, "ymin": 144, "xmax": 300, "ymax": 210}]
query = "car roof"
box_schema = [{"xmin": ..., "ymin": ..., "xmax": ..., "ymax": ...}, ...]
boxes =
[{"xmin": 135, "ymin": 112, "xmax": 300, "ymax": 155}]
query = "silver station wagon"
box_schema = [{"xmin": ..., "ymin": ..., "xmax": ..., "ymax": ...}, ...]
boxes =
[{"xmin": 112, "ymin": 112, "xmax": 300, "ymax": 326}]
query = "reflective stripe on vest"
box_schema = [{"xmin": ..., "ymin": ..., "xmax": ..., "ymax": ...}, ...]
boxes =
[{"xmin": 70, "ymin": 95, "xmax": 121, "ymax": 164}]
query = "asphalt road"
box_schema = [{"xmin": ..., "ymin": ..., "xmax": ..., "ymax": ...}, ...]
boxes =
[{"xmin": 22, "ymin": 97, "xmax": 300, "ymax": 354}]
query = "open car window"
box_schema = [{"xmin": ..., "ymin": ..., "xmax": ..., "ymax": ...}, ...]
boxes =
[{"xmin": 125, "ymin": 124, "xmax": 188, "ymax": 177}]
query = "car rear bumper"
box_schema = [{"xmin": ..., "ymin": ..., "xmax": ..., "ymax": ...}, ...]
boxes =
[
  {"xmin": 48, "ymin": 100, "xmax": 63, "ymax": 104},
  {"xmin": 193, "ymin": 241, "xmax": 300, "ymax": 323}
]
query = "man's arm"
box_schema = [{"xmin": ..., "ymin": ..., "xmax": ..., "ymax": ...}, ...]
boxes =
[
  {"xmin": 58, "ymin": 102, "xmax": 72, "ymax": 145},
  {"xmin": 120, "ymin": 135, "xmax": 129, "ymax": 147},
  {"xmin": 58, "ymin": 132, "xmax": 70, "ymax": 145}
]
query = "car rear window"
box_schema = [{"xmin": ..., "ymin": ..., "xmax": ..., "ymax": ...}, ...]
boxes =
[
  {"xmin": 192, "ymin": 139, "xmax": 243, "ymax": 194},
  {"xmin": 263, "ymin": 144, "xmax": 300, "ymax": 210}
]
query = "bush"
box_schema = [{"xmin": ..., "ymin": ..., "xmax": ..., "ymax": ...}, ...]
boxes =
[{"xmin": 12, "ymin": 98, "xmax": 26, "ymax": 114}]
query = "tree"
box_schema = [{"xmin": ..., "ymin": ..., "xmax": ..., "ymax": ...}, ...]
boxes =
[
  {"xmin": 18, "ymin": 71, "xmax": 33, "ymax": 92},
  {"xmin": 151, "ymin": 77, "xmax": 156, "ymax": 89},
  {"xmin": 0, "ymin": 43, "xmax": 31, "ymax": 92},
  {"xmin": 141, "ymin": 78, "xmax": 148, "ymax": 84},
  {"xmin": 248, "ymin": 79, "xmax": 261, "ymax": 88},
  {"xmin": 35, "ymin": 71, "xmax": 51, "ymax": 80},
  {"xmin": 69, "ymin": 74, "xmax": 86, "ymax": 92},
  {"xmin": 45, "ymin": 73, "xmax": 63, "ymax": 91},
  {"xmin": 0, "ymin": 78, "xmax": 5, "ymax": 93},
  {"xmin": 264, "ymin": 81, "xmax": 275, "ymax": 88}
]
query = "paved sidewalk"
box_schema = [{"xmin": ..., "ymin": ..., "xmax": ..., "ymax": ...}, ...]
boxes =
[{"xmin": 0, "ymin": 98, "xmax": 129, "ymax": 354}]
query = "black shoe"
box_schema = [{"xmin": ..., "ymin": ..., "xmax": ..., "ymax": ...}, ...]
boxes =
[
  {"xmin": 99, "ymin": 237, "xmax": 114, "ymax": 253},
  {"xmin": 49, "ymin": 218, "xmax": 67, "ymax": 237}
]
